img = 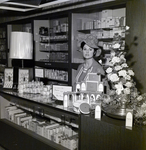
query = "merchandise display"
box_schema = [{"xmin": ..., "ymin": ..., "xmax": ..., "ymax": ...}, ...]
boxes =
[
  {"xmin": 5, "ymin": 105, "xmax": 78, "ymax": 150},
  {"xmin": 18, "ymin": 81, "xmax": 51, "ymax": 94},
  {"xmin": 3, "ymin": 68, "xmax": 13, "ymax": 89}
]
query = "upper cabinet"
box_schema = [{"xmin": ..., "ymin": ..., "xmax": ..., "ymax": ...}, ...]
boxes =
[
  {"xmin": 71, "ymin": 6, "xmax": 126, "ymax": 85},
  {"xmin": 71, "ymin": 7, "xmax": 126, "ymax": 64},
  {"xmin": 34, "ymin": 17, "xmax": 68, "ymax": 63},
  {"xmin": 34, "ymin": 15, "xmax": 71, "ymax": 85},
  {"xmin": 33, "ymin": 1, "xmax": 127, "ymax": 86}
]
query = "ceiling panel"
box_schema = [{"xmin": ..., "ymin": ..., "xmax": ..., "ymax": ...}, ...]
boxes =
[{"xmin": 0, "ymin": 0, "xmax": 70, "ymax": 17}]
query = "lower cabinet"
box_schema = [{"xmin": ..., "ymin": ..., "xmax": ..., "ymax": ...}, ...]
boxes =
[
  {"xmin": 1, "ymin": 91, "xmax": 146, "ymax": 150},
  {"xmin": 80, "ymin": 115, "xmax": 146, "ymax": 150},
  {"xmin": 0, "ymin": 119, "xmax": 68, "ymax": 150},
  {"xmin": 0, "ymin": 92, "xmax": 79, "ymax": 150}
]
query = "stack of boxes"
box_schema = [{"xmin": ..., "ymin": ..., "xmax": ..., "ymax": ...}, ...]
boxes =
[
  {"xmin": 5, "ymin": 105, "xmax": 78, "ymax": 150},
  {"xmin": 78, "ymin": 8, "xmax": 126, "ymax": 30},
  {"xmin": 63, "ymin": 73, "xmax": 108, "ymax": 111},
  {"xmin": 44, "ymin": 69, "xmax": 68, "ymax": 82}
]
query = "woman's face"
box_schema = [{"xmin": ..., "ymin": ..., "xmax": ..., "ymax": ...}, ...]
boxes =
[{"xmin": 82, "ymin": 44, "xmax": 94, "ymax": 59}]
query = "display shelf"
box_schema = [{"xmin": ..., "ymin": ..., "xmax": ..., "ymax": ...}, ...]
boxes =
[
  {"xmin": 0, "ymin": 119, "xmax": 69, "ymax": 150},
  {"xmin": 49, "ymin": 39, "xmax": 68, "ymax": 43},
  {"xmin": 0, "ymin": 90, "xmax": 79, "ymax": 127},
  {"xmin": 34, "ymin": 17, "xmax": 70, "ymax": 85},
  {"xmin": 35, "ymin": 61, "xmax": 69, "ymax": 69},
  {"xmin": 39, "ymin": 34, "xmax": 49, "ymax": 36},
  {"xmin": 71, "ymin": 6, "xmax": 126, "ymax": 84},
  {"xmin": 39, "ymin": 41, "xmax": 49, "ymax": 44},
  {"xmin": 51, "ymin": 31, "xmax": 68, "ymax": 35},
  {"xmin": 78, "ymin": 26, "xmax": 126, "ymax": 33},
  {"xmin": 39, "ymin": 77, "xmax": 68, "ymax": 83},
  {"xmin": 0, "ymin": 89, "xmax": 79, "ymax": 149},
  {"xmin": 40, "ymin": 50, "xmax": 68, "ymax": 52}
]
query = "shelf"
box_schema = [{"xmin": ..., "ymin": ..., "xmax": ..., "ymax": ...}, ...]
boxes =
[
  {"xmin": 50, "ymin": 39, "xmax": 68, "ymax": 43},
  {"xmin": 43, "ymin": 77, "xmax": 68, "ymax": 83},
  {"xmin": 0, "ymin": 119, "xmax": 69, "ymax": 150},
  {"xmin": 39, "ymin": 33, "xmax": 48, "ymax": 36},
  {"xmin": 0, "ymin": 90, "xmax": 79, "ymax": 127},
  {"xmin": 39, "ymin": 41, "xmax": 49, "ymax": 44},
  {"xmin": 40, "ymin": 50, "xmax": 68, "ymax": 52},
  {"xmin": 78, "ymin": 26, "xmax": 126, "ymax": 33},
  {"xmin": 35, "ymin": 61, "xmax": 69, "ymax": 69},
  {"xmin": 50, "ymin": 31, "xmax": 68, "ymax": 35}
]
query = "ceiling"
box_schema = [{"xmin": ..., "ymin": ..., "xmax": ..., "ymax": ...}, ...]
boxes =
[{"xmin": 0, "ymin": 0, "xmax": 71, "ymax": 17}]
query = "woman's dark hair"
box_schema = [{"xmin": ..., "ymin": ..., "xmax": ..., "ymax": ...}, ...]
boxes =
[{"xmin": 80, "ymin": 41, "xmax": 86, "ymax": 49}]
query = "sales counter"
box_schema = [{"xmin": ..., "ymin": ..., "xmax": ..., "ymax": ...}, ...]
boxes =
[
  {"xmin": 0, "ymin": 89, "xmax": 146, "ymax": 150},
  {"xmin": 0, "ymin": 89, "xmax": 79, "ymax": 127}
]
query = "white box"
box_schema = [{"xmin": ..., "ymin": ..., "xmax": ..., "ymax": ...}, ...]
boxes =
[
  {"xmin": 112, "ymin": 8, "xmax": 126, "ymax": 17},
  {"xmin": 101, "ymin": 18, "xmax": 106, "ymax": 28},
  {"xmin": 102, "ymin": 9, "xmax": 113, "ymax": 18},
  {"xmin": 106, "ymin": 17, "xmax": 115, "ymax": 27},
  {"xmin": 86, "ymin": 81, "xmax": 99, "ymax": 92},
  {"xmin": 87, "ymin": 73, "xmax": 101, "ymax": 82}
]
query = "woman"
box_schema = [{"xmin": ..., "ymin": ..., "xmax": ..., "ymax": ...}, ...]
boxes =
[{"xmin": 75, "ymin": 34, "xmax": 105, "ymax": 84}]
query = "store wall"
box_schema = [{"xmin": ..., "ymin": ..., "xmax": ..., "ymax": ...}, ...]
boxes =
[{"xmin": 126, "ymin": 0, "xmax": 146, "ymax": 93}]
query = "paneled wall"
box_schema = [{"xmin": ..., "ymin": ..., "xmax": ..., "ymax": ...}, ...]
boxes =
[{"xmin": 126, "ymin": 0, "xmax": 146, "ymax": 93}]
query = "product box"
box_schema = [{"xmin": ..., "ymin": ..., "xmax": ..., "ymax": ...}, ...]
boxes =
[
  {"xmin": 37, "ymin": 123, "xmax": 45, "ymax": 136},
  {"xmin": 102, "ymin": 9, "xmax": 113, "ymax": 18},
  {"xmin": 86, "ymin": 81, "xmax": 99, "ymax": 92},
  {"xmin": 14, "ymin": 112, "xmax": 27, "ymax": 124},
  {"xmin": 45, "ymin": 123, "xmax": 60, "ymax": 139},
  {"xmin": 21, "ymin": 120, "xmax": 29, "ymax": 129},
  {"xmin": 106, "ymin": 17, "xmax": 115, "ymax": 27},
  {"xmin": 68, "ymin": 135, "xmax": 78, "ymax": 150},
  {"xmin": 119, "ymin": 16, "xmax": 126, "ymax": 26},
  {"xmin": 87, "ymin": 73, "xmax": 101, "ymax": 82},
  {"xmin": 29, "ymin": 120, "xmax": 39, "ymax": 132},
  {"xmin": 112, "ymin": 8, "xmax": 126, "ymax": 17},
  {"xmin": 101, "ymin": 18, "xmax": 106, "ymax": 28},
  {"xmin": 5, "ymin": 105, "xmax": 17, "ymax": 119},
  {"xmin": 53, "ymin": 133, "xmax": 62, "ymax": 144},
  {"xmin": 8, "ymin": 109, "xmax": 24, "ymax": 122},
  {"xmin": 43, "ymin": 123, "xmax": 56, "ymax": 138},
  {"xmin": 19, "ymin": 115, "xmax": 32, "ymax": 126}
]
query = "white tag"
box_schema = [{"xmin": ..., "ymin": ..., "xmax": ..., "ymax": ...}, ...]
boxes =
[
  {"xmin": 95, "ymin": 103, "xmax": 101, "ymax": 120},
  {"xmin": 63, "ymin": 95, "xmax": 68, "ymax": 108},
  {"xmin": 125, "ymin": 109, "xmax": 133, "ymax": 129},
  {"xmin": 98, "ymin": 83, "xmax": 104, "ymax": 92}
]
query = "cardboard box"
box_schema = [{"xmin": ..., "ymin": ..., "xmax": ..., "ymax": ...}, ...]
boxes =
[
  {"xmin": 102, "ymin": 9, "xmax": 113, "ymax": 18},
  {"xmin": 112, "ymin": 8, "xmax": 126, "ymax": 17}
]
